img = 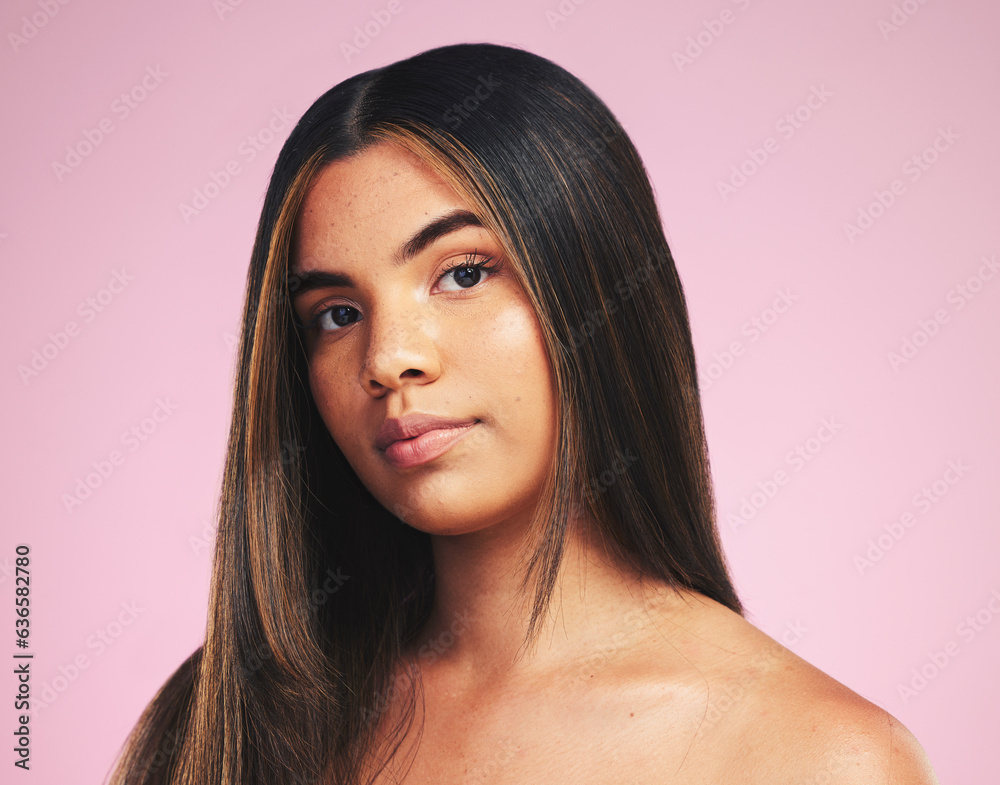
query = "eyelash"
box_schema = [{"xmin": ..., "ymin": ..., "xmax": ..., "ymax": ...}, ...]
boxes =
[{"xmin": 302, "ymin": 253, "xmax": 504, "ymax": 332}]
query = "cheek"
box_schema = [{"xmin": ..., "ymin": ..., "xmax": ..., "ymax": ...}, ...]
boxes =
[
  {"xmin": 459, "ymin": 296, "xmax": 532, "ymax": 370},
  {"xmin": 308, "ymin": 360, "xmax": 355, "ymax": 450},
  {"xmin": 478, "ymin": 300, "xmax": 556, "ymax": 421}
]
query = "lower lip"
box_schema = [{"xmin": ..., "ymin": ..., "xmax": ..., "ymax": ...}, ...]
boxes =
[{"xmin": 383, "ymin": 422, "xmax": 478, "ymax": 469}]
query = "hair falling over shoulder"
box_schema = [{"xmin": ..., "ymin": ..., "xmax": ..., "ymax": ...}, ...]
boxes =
[{"xmin": 107, "ymin": 42, "xmax": 741, "ymax": 785}]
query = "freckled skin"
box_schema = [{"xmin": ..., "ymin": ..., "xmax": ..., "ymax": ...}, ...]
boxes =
[{"xmin": 291, "ymin": 142, "xmax": 558, "ymax": 537}]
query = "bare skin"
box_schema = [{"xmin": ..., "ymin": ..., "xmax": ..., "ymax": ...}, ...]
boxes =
[
  {"xmin": 365, "ymin": 517, "xmax": 940, "ymax": 784},
  {"xmin": 291, "ymin": 142, "xmax": 939, "ymax": 784}
]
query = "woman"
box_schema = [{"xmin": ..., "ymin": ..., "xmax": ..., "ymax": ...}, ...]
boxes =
[{"xmin": 108, "ymin": 43, "xmax": 939, "ymax": 784}]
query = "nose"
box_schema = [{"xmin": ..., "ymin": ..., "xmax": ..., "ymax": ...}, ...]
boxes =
[{"xmin": 360, "ymin": 303, "xmax": 441, "ymax": 395}]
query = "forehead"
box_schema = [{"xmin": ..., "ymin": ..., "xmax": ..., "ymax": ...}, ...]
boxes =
[{"xmin": 291, "ymin": 143, "xmax": 467, "ymax": 265}]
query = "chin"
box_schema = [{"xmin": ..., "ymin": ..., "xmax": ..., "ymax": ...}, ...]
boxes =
[
  {"xmin": 385, "ymin": 495, "xmax": 534, "ymax": 539},
  {"xmin": 392, "ymin": 509, "xmax": 495, "ymax": 537}
]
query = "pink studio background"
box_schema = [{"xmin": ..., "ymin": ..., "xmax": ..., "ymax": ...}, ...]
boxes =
[{"xmin": 2, "ymin": 0, "xmax": 997, "ymax": 782}]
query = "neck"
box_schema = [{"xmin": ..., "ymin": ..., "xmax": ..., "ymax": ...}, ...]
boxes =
[{"xmin": 408, "ymin": 507, "xmax": 674, "ymax": 688}]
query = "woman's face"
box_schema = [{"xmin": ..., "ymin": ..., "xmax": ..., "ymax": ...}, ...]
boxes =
[{"xmin": 290, "ymin": 142, "xmax": 558, "ymax": 536}]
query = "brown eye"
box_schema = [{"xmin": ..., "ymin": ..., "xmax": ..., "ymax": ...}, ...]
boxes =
[
  {"xmin": 314, "ymin": 304, "xmax": 361, "ymax": 332},
  {"xmin": 436, "ymin": 255, "xmax": 503, "ymax": 293}
]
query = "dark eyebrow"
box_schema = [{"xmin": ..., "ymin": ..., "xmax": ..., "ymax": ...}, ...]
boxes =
[
  {"xmin": 395, "ymin": 209, "xmax": 484, "ymax": 264},
  {"xmin": 288, "ymin": 209, "xmax": 484, "ymax": 300}
]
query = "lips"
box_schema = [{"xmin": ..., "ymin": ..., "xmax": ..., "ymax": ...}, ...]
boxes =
[
  {"xmin": 381, "ymin": 423, "xmax": 478, "ymax": 469},
  {"xmin": 375, "ymin": 413, "xmax": 479, "ymax": 452}
]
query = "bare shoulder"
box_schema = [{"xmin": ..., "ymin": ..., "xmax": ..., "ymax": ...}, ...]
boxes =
[
  {"xmin": 737, "ymin": 666, "xmax": 942, "ymax": 784},
  {"xmin": 634, "ymin": 588, "xmax": 941, "ymax": 784}
]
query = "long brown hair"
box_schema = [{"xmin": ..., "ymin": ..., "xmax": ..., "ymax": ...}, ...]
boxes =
[{"xmin": 107, "ymin": 42, "xmax": 741, "ymax": 785}]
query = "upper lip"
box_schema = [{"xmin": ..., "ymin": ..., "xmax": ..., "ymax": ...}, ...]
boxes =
[{"xmin": 375, "ymin": 413, "xmax": 478, "ymax": 451}]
